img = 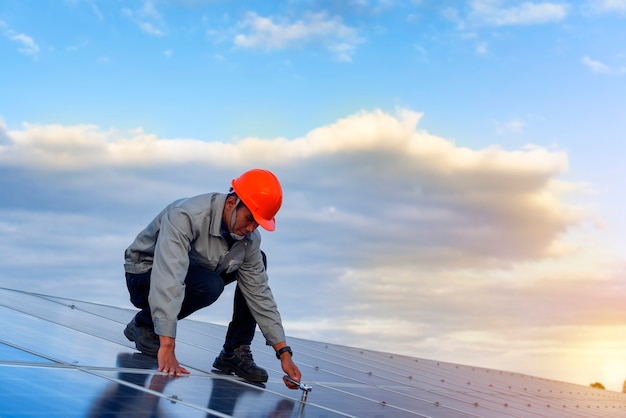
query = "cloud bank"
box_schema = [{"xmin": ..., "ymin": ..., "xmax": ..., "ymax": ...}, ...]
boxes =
[{"xmin": 1, "ymin": 108, "xmax": 582, "ymax": 265}]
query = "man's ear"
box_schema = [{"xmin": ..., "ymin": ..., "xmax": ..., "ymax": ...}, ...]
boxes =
[{"xmin": 225, "ymin": 196, "xmax": 237, "ymax": 209}]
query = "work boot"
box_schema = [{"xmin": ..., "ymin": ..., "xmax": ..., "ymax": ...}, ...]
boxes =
[
  {"xmin": 212, "ymin": 345, "xmax": 269, "ymax": 383},
  {"xmin": 124, "ymin": 319, "xmax": 160, "ymax": 357}
]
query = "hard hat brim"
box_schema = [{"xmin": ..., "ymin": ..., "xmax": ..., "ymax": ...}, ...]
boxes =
[{"xmin": 255, "ymin": 216, "xmax": 276, "ymax": 232}]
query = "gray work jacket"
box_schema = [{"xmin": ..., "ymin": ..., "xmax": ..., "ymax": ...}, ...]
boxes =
[{"xmin": 124, "ymin": 192, "xmax": 286, "ymax": 345}]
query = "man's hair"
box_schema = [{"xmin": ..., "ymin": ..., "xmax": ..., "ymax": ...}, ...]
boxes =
[{"xmin": 227, "ymin": 190, "xmax": 246, "ymax": 209}]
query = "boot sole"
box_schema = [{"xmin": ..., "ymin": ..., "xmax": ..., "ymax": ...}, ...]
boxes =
[
  {"xmin": 124, "ymin": 323, "xmax": 159, "ymax": 357},
  {"xmin": 213, "ymin": 359, "xmax": 269, "ymax": 383}
]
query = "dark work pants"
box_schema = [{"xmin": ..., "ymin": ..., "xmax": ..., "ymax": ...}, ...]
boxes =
[{"xmin": 125, "ymin": 252, "xmax": 266, "ymax": 352}]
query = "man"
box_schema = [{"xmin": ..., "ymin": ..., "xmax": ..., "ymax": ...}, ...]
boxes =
[{"xmin": 123, "ymin": 168, "xmax": 301, "ymax": 388}]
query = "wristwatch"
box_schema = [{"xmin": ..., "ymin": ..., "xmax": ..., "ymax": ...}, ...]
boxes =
[{"xmin": 276, "ymin": 346, "xmax": 293, "ymax": 359}]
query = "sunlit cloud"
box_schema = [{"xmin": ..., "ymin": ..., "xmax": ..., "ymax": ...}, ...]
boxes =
[{"xmin": 0, "ymin": 108, "xmax": 586, "ymax": 267}]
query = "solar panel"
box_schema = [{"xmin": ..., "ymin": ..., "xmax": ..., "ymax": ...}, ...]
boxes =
[{"xmin": 1, "ymin": 287, "xmax": 625, "ymax": 417}]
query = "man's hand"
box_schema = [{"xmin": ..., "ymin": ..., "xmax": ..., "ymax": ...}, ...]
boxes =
[
  {"xmin": 280, "ymin": 355, "xmax": 301, "ymax": 390},
  {"xmin": 157, "ymin": 335, "xmax": 190, "ymax": 377},
  {"xmin": 273, "ymin": 342, "xmax": 302, "ymax": 389}
]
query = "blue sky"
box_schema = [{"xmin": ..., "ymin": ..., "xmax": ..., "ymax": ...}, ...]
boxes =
[{"xmin": 2, "ymin": 0, "xmax": 626, "ymax": 391}]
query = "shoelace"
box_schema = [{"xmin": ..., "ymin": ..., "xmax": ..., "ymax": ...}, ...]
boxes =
[{"xmin": 234, "ymin": 345, "xmax": 254, "ymax": 361}]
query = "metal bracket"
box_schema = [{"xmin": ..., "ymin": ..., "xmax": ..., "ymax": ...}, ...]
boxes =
[{"xmin": 283, "ymin": 375, "xmax": 312, "ymax": 403}]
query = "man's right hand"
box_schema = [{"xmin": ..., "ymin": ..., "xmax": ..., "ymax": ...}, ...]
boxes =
[{"xmin": 157, "ymin": 335, "xmax": 190, "ymax": 377}]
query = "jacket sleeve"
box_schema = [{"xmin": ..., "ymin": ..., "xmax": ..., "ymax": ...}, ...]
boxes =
[
  {"xmin": 235, "ymin": 238, "xmax": 286, "ymax": 346},
  {"xmin": 149, "ymin": 206, "xmax": 195, "ymax": 338}
]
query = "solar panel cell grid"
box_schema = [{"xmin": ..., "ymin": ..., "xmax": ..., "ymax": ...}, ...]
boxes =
[{"xmin": 1, "ymin": 287, "xmax": 625, "ymax": 418}]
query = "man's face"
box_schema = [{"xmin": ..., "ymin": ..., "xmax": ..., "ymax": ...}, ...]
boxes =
[{"xmin": 224, "ymin": 197, "xmax": 259, "ymax": 236}]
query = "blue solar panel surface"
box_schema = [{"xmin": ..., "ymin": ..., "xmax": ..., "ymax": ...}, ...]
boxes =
[{"xmin": 1, "ymin": 287, "xmax": 625, "ymax": 417}]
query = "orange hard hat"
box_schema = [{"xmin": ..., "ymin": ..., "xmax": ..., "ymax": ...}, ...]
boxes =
[{"xmin": 231, "ymin": 169, "xmax": 283, "ymax": 231}]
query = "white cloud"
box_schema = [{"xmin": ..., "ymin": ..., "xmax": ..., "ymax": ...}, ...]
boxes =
[
  {"xmin": 66, "ymin": 39, "xmax": 89, "ymax": 52},
  {"xmin": 467, "ymin": 0, "xmax": 569, "ymax": 26},
  {"xmin": 88, "ymin": 0, "xmax": 104, "ymax": 21},
  {"xmin": 138, "ymin": 22, "xmax": 164, "ymax": 36},
  {"xmin": 162, "ymin": 0, "xmax": 223, "ymax": 5},
  {"xmin": 586, "ymin": 0, "xmax": 626, "ymax": 13},
  {"xmin": 122, "ymin": 1, "xmax": 166, "ymax": 36},
  {"xmin": 141, "ymin": 0, "xmax": 162, "ymax": 19},
  {"xmin": 10, "ymin": 33, "xmax": 40, "ymax": 56},
  {"xmin": 494, "ymin": 117, "xmax": 526, "ymax": 134},
  {"xmin": 476, "ymin": 41, "xmax": 488, "ymax": 54},
  {"xmin": 582, "ymin": 55, "xmax": 626, "ymax": 74},
  {"xmin": 233, "ymin": 12, "xmax": 362, "ymax": 61},
  {"xmin": 412, "ymin": 44, "xmax": 430, "ymax": 62},
  {"xmin": 0, "ymin": 19, "xmax": 40, "ymax": 57}
]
